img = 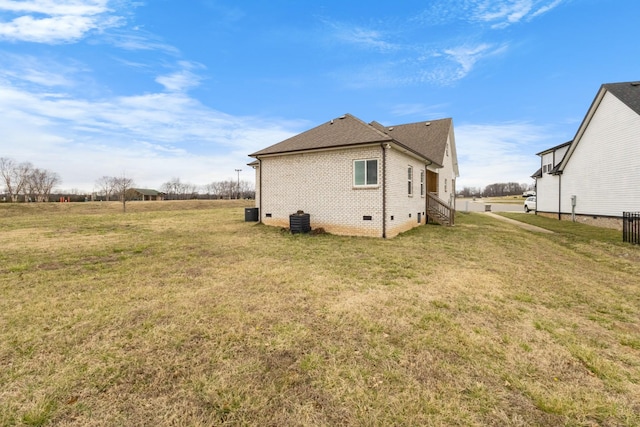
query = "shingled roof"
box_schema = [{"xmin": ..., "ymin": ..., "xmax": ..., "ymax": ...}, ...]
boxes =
[
  {"xmin": 250, "ymin": 114, "xmax": 391, "ymax": 157},
  {"xmin": 604, "ymin": 81, "xmax": 640, "ymax": 116},
  {"xmin": 133, "ymin": 188, "xmax": 162, "ymax": 196},
  {"xmin": 250, "ymin": 113, "xmax": 452, "ymax": 167},
  {"xmin": 370, "ymin": 118, "xmax": 452, "ymax": 166}
]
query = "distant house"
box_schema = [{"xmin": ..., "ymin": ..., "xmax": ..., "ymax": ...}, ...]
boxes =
[
  {"xmin": 533, "ymin": 81, "xmax": 640, "ymax": 229},
  {"xmin": 249, "ymin": 113, "xmax": 459, "ymax": 238},
  {"xmin": 131, "ymin": 188, "xmax": 164, "ymax": 201}
]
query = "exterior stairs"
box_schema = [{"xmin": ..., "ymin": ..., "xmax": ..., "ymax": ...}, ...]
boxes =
[{"xmin": 426, "ymin": 193, "xmax": 455, "ymax": 226}]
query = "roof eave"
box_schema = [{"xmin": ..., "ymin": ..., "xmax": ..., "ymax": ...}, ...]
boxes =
[{"xmin": 250, "ymin": 139, "xmax": 392, "ymax": 158}]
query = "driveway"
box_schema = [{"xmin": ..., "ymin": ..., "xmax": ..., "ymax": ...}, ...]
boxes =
[{"xmin": 456, "ymin": 198, "xmax": 525, "ymax": 213}]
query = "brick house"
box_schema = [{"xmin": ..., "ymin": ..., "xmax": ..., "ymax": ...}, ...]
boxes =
[
  {"xmin": 248, "ymin": 113, "xmax": 459, "ymax": 238},
  {"xmin": 533, "ymin": 81, "xmax": 640, "ymax": 229}
]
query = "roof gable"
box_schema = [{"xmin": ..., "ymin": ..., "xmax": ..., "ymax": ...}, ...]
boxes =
[
  {"xmin": 249, "ymin": 114, "xmax": 391, "ymax": 157},
  {"xmin": 536, "ymin": 140, "xmax": 571, "ymax": 156},
  {"xmin": 559, "ymin": 81, "xmax": 640, "ymax": 172},
  {"xmin": 372, "ymin": 118, "xmax": 453, "ymax": 166},
  {"xmin": 604, "ymin": 81, "xmax": 640, "ymax": 116}
]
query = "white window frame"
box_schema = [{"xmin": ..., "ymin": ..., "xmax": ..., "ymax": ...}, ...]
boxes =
[
  {"xmin": 353, "ymin": 159, "xmax": 379, "ymax": 187},
  {"xmin": 408, "ymin": 166, "xmax": 413, "ymax": 196},
  {"xmin": 420, "ymin": 170, "xmax": 425, "ymax": 197}
]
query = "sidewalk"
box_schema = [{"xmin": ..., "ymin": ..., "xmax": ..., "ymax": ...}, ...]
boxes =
[{"xmin": 484, "ymin": 212, "xmax": 554, "ymax": 234}]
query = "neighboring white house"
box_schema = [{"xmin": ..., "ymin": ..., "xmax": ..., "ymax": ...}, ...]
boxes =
[
  {"xmin": 249, "ymin": 113, "xmax": 459, "ymax": 238},
  {"xmin": 533, "ymin": 81, "xmax": 640, "ymax": 229}
]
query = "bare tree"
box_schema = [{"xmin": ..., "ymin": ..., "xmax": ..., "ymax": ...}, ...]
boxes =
[
  {"xmin": 28, "ymin": 168, "xmax": 60, "ymax": 202},
  {"xmin": 111, "ymin": 175, "xmax": 135, "ymax": 212},
  {"xmin": 0, "ymin": 157, "xmax": 16, "ymax": 201},
  {"xmin": 458, "ymin": 186, "xmax": 482, "ymax": 198},
  {"xmin": 0, "ymin": 158, "xmax": 34, "ymax": 202},
  {"xmin": 95, "ymin": 175, "xmax": 116, "ymax": 201},
  {"xmin": 202, "ymin": 182, "xmax": 215, "ymax": 199},
  {"xmin": 202, "ymin": 179, "xmax": 254, "ymax": 199},
  {"xmin": 160, "ymin": 177, "xmax": 180, "ymax": 200},
  {"xmin": 211, "ymin": 181, "xmax": 225, "ymax": 199},
  {"xmin": 161, "ymin": 177, "xmax": 198, "ymax": 200},
  {"xmin": 482, "ymin": 182, "xmax": 528, "ymax": 197},
  {"xmin": 237, "ymin": 180, "xmax": 253, "ymax": 199}
]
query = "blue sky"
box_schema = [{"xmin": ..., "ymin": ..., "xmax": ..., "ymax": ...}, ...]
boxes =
[{"xmin": 1, "ymin": 0, "xmax": 639, "ymax": 192}]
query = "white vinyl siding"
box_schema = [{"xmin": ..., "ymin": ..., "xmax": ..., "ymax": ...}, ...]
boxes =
[{"xmin": 559, "ymin": 92, "xmax": 640, "ymax": 216}]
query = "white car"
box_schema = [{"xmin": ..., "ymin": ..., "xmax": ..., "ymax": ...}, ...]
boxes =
[{"xmin": 524, "ymin": 196, "xmax": 536, "ymax": 212}]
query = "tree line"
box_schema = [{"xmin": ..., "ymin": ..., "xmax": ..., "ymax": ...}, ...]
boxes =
[
  {"xmin": 0, "ymin": 157, "xmax": 61, "ymax": 202},
  {"xmin": 0, "ymin": 158, "xmax": 255, "ymax": 204},
  {"xmin": 458, "ymin": 182, "xmax": 534, "ymax": 198},
  {"xmin": 93, "ymin": 176, "xmax": 255, "ymax": 201}
]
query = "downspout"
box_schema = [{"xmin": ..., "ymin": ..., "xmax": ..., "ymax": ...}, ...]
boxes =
[
  {"xmin": 382, "ymin": 143, "xmax": 388, "ymax": 238},
  {"xmin": 258, "ymin": 158, "xmax": 263, "ymax": 224},
  {"xmin": 424, "ymin": 162, "xmax": 432, "ymax": 224},
  {"xmin": 558, "ymin": 174, "xmax": 562, "ymax": 220},
  {"xmin": 425, "ymin": 165, "xmax": 429, "ymax": 223}
]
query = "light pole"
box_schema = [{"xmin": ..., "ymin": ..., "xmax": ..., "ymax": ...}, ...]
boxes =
[{"xmin": 235, "ymin": 169, "xmax": 242, "ymax": 199}]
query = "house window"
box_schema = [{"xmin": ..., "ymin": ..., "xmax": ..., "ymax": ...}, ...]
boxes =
[
  {"xmin": 408, "ymin": 166, "xmax": 413, "ymax": 196},
  {"xmin": 446, "ymin": 143, "xmax": 449, "ymax": 157},
  {"xmin": 420, "ymin": 170, "xmax": 425, "ymax": 196},
  {"xmin": 354, "ymin": 159, "xmax": 378, "ymax": 186},
  {"xmin": 444, "ymin": 178, "xmax": 448, "ymax": 192}
]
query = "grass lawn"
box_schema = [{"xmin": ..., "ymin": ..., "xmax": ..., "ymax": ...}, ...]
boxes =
[{"xmin": 1, "ymin": 201, "xmax": 639, "ymax": 426}]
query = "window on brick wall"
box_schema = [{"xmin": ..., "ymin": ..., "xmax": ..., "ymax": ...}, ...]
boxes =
[
  {"xmin": 354, "ymin": 159, "xmax": 378, "ymax": 186},
  {"xmin": 408, "ymin": 166, "xmax": 413, "ymax": 196},
  {"xmin": 420, "ymin": 170, "xmax": 424, "ymax": 197}
]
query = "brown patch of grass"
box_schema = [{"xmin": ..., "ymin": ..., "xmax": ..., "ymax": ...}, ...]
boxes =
[{"xmin": 1, "ymin": 203, "xmax": 640, "ymax": 425}]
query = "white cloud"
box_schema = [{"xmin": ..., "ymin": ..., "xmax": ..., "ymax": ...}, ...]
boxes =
[
  {"xmin": 0, "ymin": 0, "xmax": 122, "ymax": 43},
  {"xmin": 105, "ymin": 29, "xmax": 180, "ymax": 54},
  {"xmin": 412, "ymin": 0, "xmax": 566, "ymax": 28},
  {"xmin": 472, "ymin": 0, "xmax": 566, "ymax": 28},
  {"xmin": 0, "ymin": 0, "xmax": 110, "ymax": 15},
  {"xmin": 0, "ymin": 52, "xmax": 81, "ymax": 87},
  {"xmin": 531, "ymin": 0, "xmax": 564, "ymax": 18},
  {"xmin": 323, "ymin": 20, "xmax": 396, "ymax": 52},
  {"xmin": 455, "ymin": 122, "xmax": 551, "ymax": 188},
  {"xmin": 0, "ymin": 76, "xmax": 301, "ymax": 191},
  {"xmin": 340, "ymin": 27, "xmax": 398, "ymax": 52},
  {"xmin": 155, "ymin": 61, "xmax": 205, "ymax": 93},
  {"xmin": 389, "ymin": 103, "xmax": 449, "ymax": 119},
  {"xmin": 410, "ymin": 42, "xmax": 508, "ymax": 85},
  {"xmin": 442, "ymin": 43, "xmax": 502, "ymax": 79}
]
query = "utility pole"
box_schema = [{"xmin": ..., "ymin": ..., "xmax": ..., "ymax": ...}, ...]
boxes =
[{"xmin": 235, "ymin": 169, "xmax": 242, "ymax": 199}]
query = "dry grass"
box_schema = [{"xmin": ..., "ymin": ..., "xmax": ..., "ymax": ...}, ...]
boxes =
[{"xmin": 1, "ymin": 201, "xmax": 639, "ymax": 426}]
